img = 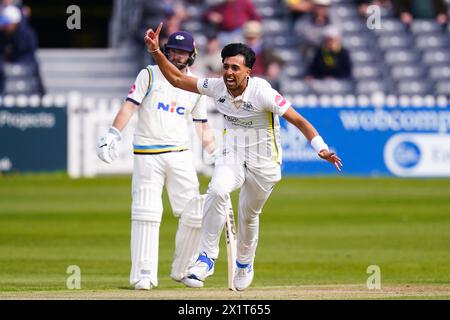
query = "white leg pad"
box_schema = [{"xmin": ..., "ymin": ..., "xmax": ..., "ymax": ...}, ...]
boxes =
[
  {"xmin": 130, "ymin": 220, "xmax": 160, "ymax": 287},
  {"xmin": 171, "ymin": 194, "xmax": 206, "ymax": 281},
  {"xmin": 132, "ymin": 186, "xmax": 163, "ymax": 222}
]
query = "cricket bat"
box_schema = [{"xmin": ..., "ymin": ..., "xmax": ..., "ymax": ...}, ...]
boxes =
[{"xmin": 224, "ymin": 198, "xmax": 237, "ymax": 291}]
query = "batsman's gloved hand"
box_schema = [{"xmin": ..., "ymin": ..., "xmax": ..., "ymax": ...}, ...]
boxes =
[
  {"xmin": 204, "ymin": 148, "xmax": 220, "ymax": 165},
  {"xmin": 97, "ymin": 127, "xmax": 122, "ymax": 164}
]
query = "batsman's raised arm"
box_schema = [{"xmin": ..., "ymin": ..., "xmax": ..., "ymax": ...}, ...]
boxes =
[{"xmin": 144, "ymin": 23, "xmax": 200, "ymax": 94}]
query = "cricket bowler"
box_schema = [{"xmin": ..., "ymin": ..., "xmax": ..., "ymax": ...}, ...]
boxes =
[{"xmin": 145, "ymin": 23, "xmax": 343, "ymax": 291}]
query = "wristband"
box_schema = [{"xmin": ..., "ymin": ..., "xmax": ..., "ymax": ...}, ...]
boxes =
[
  {"xmin": 109, "ymin": 126, "xmax": 122, "ymax": 140},
  {"xmin": 210, "ymin": 148, "xmax": 220, "ymax": 157},
  {"xmin": 311, "ymin": 135, "xmax": 328, "ymax": 153},
  {"xmin": 148, "ymin": 48, "xmax": 160, "ymax": 54}
]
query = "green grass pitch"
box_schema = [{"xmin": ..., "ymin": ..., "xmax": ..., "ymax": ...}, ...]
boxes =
[{"xmin": 1, "ymin": 173, "xmax": 450, "ymax": 294}]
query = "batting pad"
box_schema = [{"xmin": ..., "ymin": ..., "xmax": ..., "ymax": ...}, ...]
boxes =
[
  {"xmin": 171, "ymin": 194, "xmax": 206, "ymax": 281},
  {"xmin": 132, "ymin": 186, "xmax": 163, "ymax": 222},
  {"xmin": 130, "ymin": 220, "xmax": 160, "ymax": 287}
]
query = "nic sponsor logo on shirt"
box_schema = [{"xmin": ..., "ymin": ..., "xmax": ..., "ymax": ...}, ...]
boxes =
[{"xmin": 157, "ymin": 101, "xmax": 185, "ymax": 115}]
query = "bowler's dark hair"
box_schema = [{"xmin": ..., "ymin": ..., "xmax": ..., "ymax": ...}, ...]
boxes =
[{"xmin": 221, "ymin": 43, "xmax": 256, "ymax": 69}]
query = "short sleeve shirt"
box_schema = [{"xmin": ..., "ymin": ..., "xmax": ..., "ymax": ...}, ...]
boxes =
[
  {"xmin": 126, "ymin": 65, "xmax": 208, "ymax": 148},
  {"xmin": 197, "ymin": 76, "xmax": 291, "ymax": 166}
]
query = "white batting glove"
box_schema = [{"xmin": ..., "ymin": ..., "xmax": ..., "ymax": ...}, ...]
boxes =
[
  {"xmin": 97, "ymin": 127, "xmax": 122, "ymax": 164},
  {"xmin": 204, "ymin": 148, "xmax": 220, "ymax": 165}
]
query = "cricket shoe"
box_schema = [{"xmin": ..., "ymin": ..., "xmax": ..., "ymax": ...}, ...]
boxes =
[
  {"xmin": 234, "ymin": 261, "xmax": 254, "ymax": 291},
  {"xmin": 186, "ymin": 252, "xmax": 216, "ymax": 286},
  {"xmin": 134, "ymin": 278, "xmax": 152, "ymax": 290},
  {"xmin": 171, "ymin": 274, "xmax": 204, "ymax": 288},
  {"xmin": 179, "ymin": 276, "xmax": 204, "ymax": 288}
]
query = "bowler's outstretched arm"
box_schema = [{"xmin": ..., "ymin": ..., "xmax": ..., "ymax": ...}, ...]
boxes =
[{"xmin": 283, "ymin": 107, "xmax": 343, "ymax": 172}]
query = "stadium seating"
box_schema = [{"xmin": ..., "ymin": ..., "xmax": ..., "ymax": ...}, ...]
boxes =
[
  {"xmin": 390, "ymin": 65, "xmax": 427, "ymax": 81},
  {"xmin": 353, "ymin": 65, "xmax": 382, "ymax": 81},
  {"xmin": 415, "ymin": 34, "xmax": 450, "ymax": 49},
  {"xmin": 30, "ymin": 0, "xmax": 450, "ymax": 98},
  {"xmin": 2, "ymin": 63, "xmax": 43, "ymax": 96},
  {"xmin": 378, "ymin": 34, "xmax": 414, "ymax": 50},
  {"xmin": 423, "ymin": 49, "xmax": 450, "ymax": 65},
  {"xmin": 356, "ymin": 80, "xmax": 391, "ymax": 95},
  {"xmin": 36, "ymin": 48, "xmax": 140, "ymax": 98},
  {"xmin": 410, "ymin": 19, "xmax": 444, "ymax": 34},
  {"xmin": 429, "ymin": 65, "xmax": 450, "ymax": 80},
  {"xmin": 260, "ymin": 19, "xmax": 290, "ymax": 36},
  {"xmin": 397, "ymin": 80, "xmax": 433, "ymax": 95},
  {"xmin": 4, "ymin": 77, "xmax": 40, "ymax": 95},
  {"xmin": 280, "ymin": 79, "xmax": 312, "ymax": 95},
  {"xmin": 435, "ymin": 80, "xmax": 450, "ymax": 95},
  {"xmin": 250, "ymin": 0, "xmax": 450, "ymax": 96},
  {"xmin": 310, "ymin": 79, "xmax": 355, "ymax": 95},
  {"xmin": 4, "ymin": 63, "xmax": 37, "ymax": 78}
]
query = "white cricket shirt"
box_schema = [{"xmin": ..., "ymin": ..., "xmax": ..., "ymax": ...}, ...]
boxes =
[
  {"xmin": 127, "ymin": 65, "xmax": 208, "ymax": 154},
  {"xmin": 197, "ymin": 77, "xmax": 291, "ymax": 167}
]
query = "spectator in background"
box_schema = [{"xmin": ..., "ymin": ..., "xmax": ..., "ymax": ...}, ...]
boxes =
[
  {"xmin": 136, "ymin": 0, "xmax": 187, "ymax": 45},
  {"xmin": 1, "ymin": 0, "xmax": 31, "ymax": 20},
  {"xmin": 195, "ymin": 32, "xmax": 223, "ymax": 78},
  {"xmin": 0, "ymin": 5, "xmax": 37, "ymax": 64},
  {"xmin": 202, "ymin": 0, "xmax": 261, "ymax": 47},
  {"xmin": 159, "ymin": 10, "xmax": 183, "ymax": 47},
  {"xmin": 284, "ymin": 0, "xmax": 313, "ymax": 28},
  {"xmin": 0, "ymin": 4, "xmax": 44, "ymax": 95},
  {"xmin": 294, "ymin": 0, "xmax": 332, "ymax": 63},
  {"xmin": 392, "ymin": 0, "xmax": 448, "ymax": 26},
  {"xmin": 306, "ymin": 25, "xmax": 352, "ymax": 80},
  {"xmin": 159, "ymin": 0, "xmax": 189, "ymax": 47},
  {"xmin": 137, "ymin": 1, "xmax": 187, "ymax": 66},
  {"xmin": 243, "ymin": 20, "xmax": 285, "ymax": 91}
]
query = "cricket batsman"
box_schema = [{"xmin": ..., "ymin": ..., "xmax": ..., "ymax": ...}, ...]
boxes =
[
  {"xmin": 97, "ymin": 30, "xmax": 218, "ymax": 290},
  {"xmin": 145, "ymin": 23, "xmax": 343, "ymax": 291}
]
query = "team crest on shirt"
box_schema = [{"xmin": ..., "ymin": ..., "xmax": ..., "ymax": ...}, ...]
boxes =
[
  {"xmin": 275, "ymin": 94, "xmax": 287, "ymax": 107},
  {"xmin": 203, "ymin": 79, "xmax": 209, "ymax": 88},
  {"xmin": 129, "ymin": 84, "xmax": 136, "ymax": 95},
  {"xmin": 242, "ymin": 102, "xmax": 256, "ymax": 111}
]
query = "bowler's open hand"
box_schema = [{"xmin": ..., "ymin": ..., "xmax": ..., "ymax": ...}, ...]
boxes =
[
  {"xmin": 319, "ymin": 150, "xmax": 343, "ymax": 173},
  {"xmin": 144, "ymin": 22, "xmax": 163, "ymax": 53}
]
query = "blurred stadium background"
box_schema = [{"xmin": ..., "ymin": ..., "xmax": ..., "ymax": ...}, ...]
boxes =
[
  {"xmin": 1, "ymin": 0, "xmax": 450, "ymax": 298},
  {"xmin": 1, "ymin": 0, "xmax": 450, "ymax": 177}
]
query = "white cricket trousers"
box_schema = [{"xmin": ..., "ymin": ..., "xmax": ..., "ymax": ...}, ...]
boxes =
[
  {"xmin": 130, "ymin": 150, "xmax": 200, "ymax": 285},
  {"xmin": 199, "ymin": 159, "xmax": 281, "ymax": 264},
  {"xmin": 131, "ymin": 150, "xmax": 200, "ymax": 221}
]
